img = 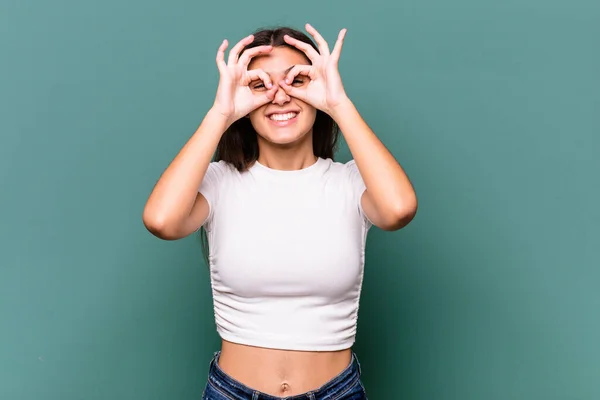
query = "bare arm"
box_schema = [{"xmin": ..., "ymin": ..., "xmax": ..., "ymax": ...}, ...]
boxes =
[
  {"xmin": 142, "ymin": 109, "xmax": 229, "ymax": 240},
  {"xmin": 143, "ymin": 35, "xmax": 278, "ymax": 240},
  {"xmin": 332, "ymin": 100, "xmax": 418, "ymax": 231}
]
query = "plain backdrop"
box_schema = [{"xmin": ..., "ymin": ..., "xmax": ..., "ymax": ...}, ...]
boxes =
[{"xmin": 1, "ymin": 0, "xmax": 599, "ymax": 398}]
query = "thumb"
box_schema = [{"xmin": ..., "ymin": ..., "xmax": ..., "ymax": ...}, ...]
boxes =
[
  {"xmin": 278, "ymin": 80, "xmax": 306, "ymax": 101},
  {"xmin": 253, "ymin": 84, "xmax": 278, "ymax": 108}
]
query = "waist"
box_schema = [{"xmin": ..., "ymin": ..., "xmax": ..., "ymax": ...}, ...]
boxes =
[{"xmin": 214, "ymin": 340, "xmax": 355, "ymax": 397}]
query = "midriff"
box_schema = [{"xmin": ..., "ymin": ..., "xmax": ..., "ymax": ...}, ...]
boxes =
[{"xmin": 217, "ymin": 339, "xmax": 353, "ymax": 397}]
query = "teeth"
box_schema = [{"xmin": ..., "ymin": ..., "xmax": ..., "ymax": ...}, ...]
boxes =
[{"xmin": 269, "ymin": 112, "xmax": 297, "ymax": 121}]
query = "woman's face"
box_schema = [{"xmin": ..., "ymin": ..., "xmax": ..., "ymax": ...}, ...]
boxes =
[{"xmin": 247, "ymin": 46, "xmax": 317, "ymax": 146}]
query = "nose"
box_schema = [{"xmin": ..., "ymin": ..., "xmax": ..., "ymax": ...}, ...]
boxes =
[{"xmin": 271, "ymin": 84, "xmax": 290, "ymax": 105}]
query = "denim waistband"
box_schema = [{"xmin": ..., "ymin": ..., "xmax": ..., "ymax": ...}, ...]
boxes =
[{"xmin": 207, "ymin": 350, "xmax": 362, "ymax": 400}]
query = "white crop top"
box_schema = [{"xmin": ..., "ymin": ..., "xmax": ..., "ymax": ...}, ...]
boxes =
[{"xmin": 198, "ymin": 157, "xmax": 372, "ymax": 351}]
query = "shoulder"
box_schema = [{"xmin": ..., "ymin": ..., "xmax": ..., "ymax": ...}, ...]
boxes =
[
  {"xmin": 322, "ymin": 159, "xmax": 366, "ymax": 199},
  {"xmin": 315, "ymin": 159, "xmax": 366, "ymax": 198},
  {"xmin": 204, "ymin": 160, "xmax": 241, "ymax": 180},
  {"xmin": 199, "ymin": 161, "xmax": 240, "ymax": 194},
  {"xmin": 321, "ymin": 158, "xmax": 362, "ymax": 180},
  {"xmin": 207, "ymin": 160, "xmax": 236, "ymax": 173}
]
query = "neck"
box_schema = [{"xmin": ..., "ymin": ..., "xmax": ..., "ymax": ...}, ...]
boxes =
[{"xmin": 256, "ymin": 135, "xmax": 317, "ymax": 171}]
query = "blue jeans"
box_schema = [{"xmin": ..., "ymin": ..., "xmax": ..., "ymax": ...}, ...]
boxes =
[{"xmin": 202, "ymin": 351, "xmax": 368, "ymax": 400}]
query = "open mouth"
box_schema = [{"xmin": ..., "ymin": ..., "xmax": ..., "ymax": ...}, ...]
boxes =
[{"xmin": 267, "ymin": 111, "xmax": 299, "ymax": 126}]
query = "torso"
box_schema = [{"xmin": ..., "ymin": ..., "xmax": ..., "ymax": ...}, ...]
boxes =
[{"xmin": 200, "ymin": 158, "xmax": 370, "ymax": 396}]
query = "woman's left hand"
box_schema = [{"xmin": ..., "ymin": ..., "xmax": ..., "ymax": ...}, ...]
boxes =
[{"xmin": 279, "ymin": 23, "xmax": 350, "ymax": 116}]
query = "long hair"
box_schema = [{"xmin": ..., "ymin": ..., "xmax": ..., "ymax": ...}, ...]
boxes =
[{"xmin": 200, "ymin": 26, "xmax": 341, "ymax": 267}]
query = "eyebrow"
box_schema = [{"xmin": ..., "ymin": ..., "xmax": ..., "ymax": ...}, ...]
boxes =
[{"xmin": 282, "ymin": 65, "xmax": 295, "ymax": 75}]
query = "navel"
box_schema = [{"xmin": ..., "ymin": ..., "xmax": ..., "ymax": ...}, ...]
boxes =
[{"xmin": 279, "ymin": 382, "xmax": 291, "ymax": 394}]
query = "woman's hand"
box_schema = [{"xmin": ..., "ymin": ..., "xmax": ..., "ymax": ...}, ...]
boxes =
[
  {"xmin": 212, "ymin": 35, "xmax": 278, "ymax": 126},
  {"xmin": 279, "ymin": 24, "xmax": 350, "ymax": 116}
]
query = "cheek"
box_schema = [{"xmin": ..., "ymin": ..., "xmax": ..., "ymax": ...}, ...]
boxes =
[
  {"xmin": 303, "ymin": 108, "xmax": 317, "ymax": 126},
  {"xmin": 248, "ymin": 113, "xmax": 260, "ymax": 125},
  {"xmin": 248, "ymin": 109, "xmax": 267, "ymax": 129}
]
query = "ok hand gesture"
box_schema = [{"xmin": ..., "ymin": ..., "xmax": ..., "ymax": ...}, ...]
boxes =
[
  {"xmin": 212, "ymin": 35, "xmax": 278, "ymax": 126},
  {"xmin": 278, "ymin": 24, "xmax": 350, "ymax": 116}
]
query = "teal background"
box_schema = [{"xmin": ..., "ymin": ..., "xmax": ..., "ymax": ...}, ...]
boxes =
[{"xmin": 1, "ymin": 0, "xmax": 599, "ymax": 398}]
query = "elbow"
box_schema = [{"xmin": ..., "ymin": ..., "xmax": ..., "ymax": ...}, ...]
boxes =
[
  {"xmin": 381, "ymin": 195, "xmax": 418, "ymax": 231},
  {"xmin": 142, "ymin": 208, "xmax": 183, "ymax": 240}
]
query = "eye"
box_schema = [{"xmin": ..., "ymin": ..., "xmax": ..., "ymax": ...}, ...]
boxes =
[
  {"xmin": 251, "ymin": 81, "xmax": 266, "ymax": 91},
  {"xmin": 292, "ymin": 78, "xmax": 306, "ymax": 86}
]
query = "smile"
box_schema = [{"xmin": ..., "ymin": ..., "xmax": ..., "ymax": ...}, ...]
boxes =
[
  {"xmin": 267, "ymin": 112, "xmax": 299, "ymax": 126},
  {"xmin": 269, "ymin": 112, "xmax": 298, "ymax": 121}
]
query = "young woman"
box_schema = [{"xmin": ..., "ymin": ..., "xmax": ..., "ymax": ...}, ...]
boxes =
[{"xmin": 143, "ymin": 23, "xmax": 417, "ymax": 400}]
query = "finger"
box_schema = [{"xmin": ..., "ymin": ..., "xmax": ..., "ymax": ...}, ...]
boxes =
[
  {"xmin": 228, "ymin": 34, "xmax": 254, "ymax": 65},
  {"xmin": 254, "ymin": 85, "xmax": 279, "ymax": 107},
  {"xmin": 305, "ymin": 23, "xmax": 330, "ymax": 55},
  {"xmin": 238, "ymin": 45, "xmax": 273, "ymax": 69},
  {"xmin": 216, "ymin": 39, "xmax": 228, "ymax": 71},
  {"xmin": 283, "ymin": 35, "xmax": 320, "ymax": 62},
  {"xmin": 279, "ymin": 79, "xmax": 306, "ymax": 101},
  {"xmin": 331, "ymin": 28, "xmax": 347, "ymax": 62},
  {"xmin": 246, "ymin": 69, "xmax": 273, "ymax": 89},
  {"xmin": 284, "ymin": 65, "xmax": 311, "ymax": 84}
]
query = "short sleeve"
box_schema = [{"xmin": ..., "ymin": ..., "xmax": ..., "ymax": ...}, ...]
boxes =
[
  {"xmin": 345, "ymin": 160, "xmax": 373, "ymax": 228},
  {"xmin": 198, "ymin": 161, "xmax": 229, "ymax": 229}
]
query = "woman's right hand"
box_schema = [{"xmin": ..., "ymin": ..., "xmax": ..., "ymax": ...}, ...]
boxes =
[{"xmin": 212, "ymin": 35, "xmax": 278, "ymax": 126}]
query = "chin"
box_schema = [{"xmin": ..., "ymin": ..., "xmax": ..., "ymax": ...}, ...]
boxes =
[{"xmin": 261, "ymin": 128, "xmax": 309, "ymax": 145}]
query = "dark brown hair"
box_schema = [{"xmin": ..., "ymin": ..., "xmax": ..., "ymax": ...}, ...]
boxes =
[{"xmin": 201, "ymin": 26, "xmax": 341, "ymax": 266}]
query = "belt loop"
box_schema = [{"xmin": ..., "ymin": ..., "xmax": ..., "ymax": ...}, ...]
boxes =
[
  {"xmin": 307, "ymin": 392, "xmax": 316, "ymax": 400},
  {"xmin": 354, "ymin": 352, "xmax": 362, "ymax": 376},
  {"xmin": 252, "ymin": 391, "xmax": 259, "ymax": 400}
]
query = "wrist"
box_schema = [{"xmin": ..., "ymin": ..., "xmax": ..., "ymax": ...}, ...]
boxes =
[
  {"xmin": 328, "ymin": 96, "xmax": 354, "ymax": 121},
  {"xmin": 206, "ymin": 106, "xmax": 235, "ymax": 132},
  {"xmin": 207, "ymin": 106, "xmax": 235, "ymax": 129}
]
